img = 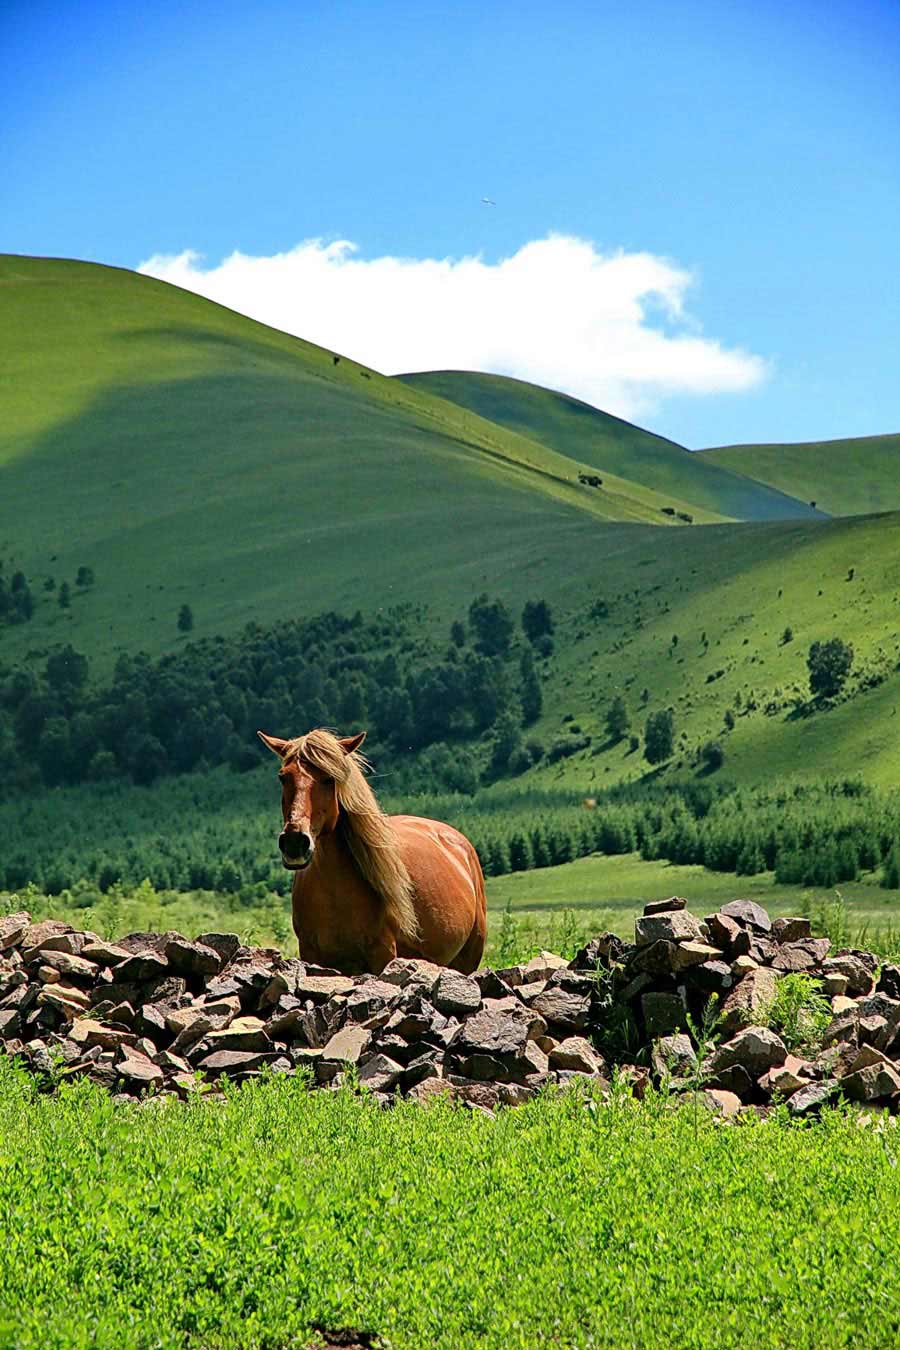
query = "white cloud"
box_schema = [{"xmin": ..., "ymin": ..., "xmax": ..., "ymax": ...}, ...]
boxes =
[{"xmin": 137, "ymin": 235, "xmax": 766, "ymax": 420}]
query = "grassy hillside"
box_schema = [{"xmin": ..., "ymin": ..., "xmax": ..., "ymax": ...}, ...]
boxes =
[
  {"xmin": 398, "ymin": 369, "xmax": 823, "ymax": 523},
  {"xmin": 700, "ymin": 433, "xmax": 900, "ymax": 517},
  {"xmin": 0, "ymin": 255, "xmax": 727, "ymax": 673},
  {"xmin": 4, "ymin": 254, "xmax": 900, "ymax": 798},
  {"xmin": 519, "ymin": 507, "xmax": 900, "ymax": 790}
]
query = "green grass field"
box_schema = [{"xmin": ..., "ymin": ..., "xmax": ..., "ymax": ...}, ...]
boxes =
[
  {"xmin": 701, "ymin": 432, "xmax": 900, "ymax": 517},
  {"xmin": 2, "ymin": 1063, "xmax": 899, "ymax": 1350},
  {"xmin": 401, "ymin": 368, "xmax": 822, "ymax": 522}
]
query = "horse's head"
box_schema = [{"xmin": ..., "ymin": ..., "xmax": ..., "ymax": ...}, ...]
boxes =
[{"xmin": 257, "ymin": 730, "xmax": 366, "ymax": 870}]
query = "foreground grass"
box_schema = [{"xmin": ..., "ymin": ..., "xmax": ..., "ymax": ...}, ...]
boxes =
[{"xmin": 1, "ymin": 1064, "xmax": 899, "ymax": 1350}]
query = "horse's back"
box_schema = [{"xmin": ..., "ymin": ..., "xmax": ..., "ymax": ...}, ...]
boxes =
[{"xmin": 389, "ymin": 814, "xmax": 486, "ymax": 970}]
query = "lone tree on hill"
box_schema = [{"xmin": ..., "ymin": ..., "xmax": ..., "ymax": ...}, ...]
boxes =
[
  {"xmin": 178, "ymin": 604, "xmax": 194, "ymax": 633},
  {"xmin": 807, "ymin": 637, "xmax": 854, "ymax": 699},
  {"xmin": 605, "ymin": 695, "xmax": 630, "ymax": 742},
  {"xmin": 644, "ymin": 709, "xmax": 675, "ymax": 765}
]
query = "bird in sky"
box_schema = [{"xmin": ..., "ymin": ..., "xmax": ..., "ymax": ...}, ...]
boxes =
[{"xmin": 481, "ymin": 196, "xmax": 496, "ymax": 205}]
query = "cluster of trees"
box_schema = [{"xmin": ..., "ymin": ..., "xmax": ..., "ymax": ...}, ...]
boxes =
[
  {"xmin": 0, "ymin": 595, "xmax": 554, "ymax": 796},
  {"xmin": 0, "ymin": 563, "xmax": 96, "ymax": 627}
]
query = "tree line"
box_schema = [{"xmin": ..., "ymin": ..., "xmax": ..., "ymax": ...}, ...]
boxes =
[{"xmin": 0, "ymin": 596, "xmax": 554, "ymax": 797}]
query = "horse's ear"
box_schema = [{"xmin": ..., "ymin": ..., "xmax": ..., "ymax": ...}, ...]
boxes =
[
  {"xmin": 257, "ymin": 731, "xmax": 289, "ymax": 758},
  {"xmin": 338, "ymin": 731, "xmax": 367, "ymax": 755}
]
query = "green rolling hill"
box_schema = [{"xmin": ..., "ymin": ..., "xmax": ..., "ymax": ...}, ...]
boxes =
[
  {"xmin": 0, "ymin": 254, "xmax": 727, "ymax": 672},
  {"xmin": 396, "ymin": 369, "xmax": 823, "ymax": 523},
  {"xmin": 699, "ymin": 434, "xmax": 900, "ymax": 517},
  {"xmin": 2, "ymin": 253, "xmax": 900, "ymax": 794}
]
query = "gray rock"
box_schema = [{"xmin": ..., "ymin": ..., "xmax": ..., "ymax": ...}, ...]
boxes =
[
  {"xmin": 195, "ymin": 932, "xmax": 242, "ymax": 967},
  {"xmin": 643, "ymin": 896, "xmax": 687, "ymax": 916},
  {"xmin": 633, "ymin": 940, "xmax": 678, "ymax": 976},
  {"xmin": 789, "ymin": 1080, "xmax": 838, "ymax": 1117},
  {"xmin": 357, "ymin": 1054, "xmax": 403, "ymax": 1092},
  {"xmin": 641, "ymin": 990, "xmax": 688, "ymax": 1038},
  {"xmin": 320, "ymin": 1024, "xmax": 371, "ymax": 1065},
  {"xmin": 704, "ymin": 912, "xmax": 742, "ymax": 953},
  {"xmin": 115, "ymin": 952, "xmax": 171, "ymax": 984},
  {"xmin": 431, "ymin": 970, "xmax": 481, "ymax": 1017},
  {"xmin": 548, "ymin": 1036, "xmax": 605, "ymax": 1074},
  {"xmin": 379, "ymin": 958, "xmax": 443, "ymax": 993},
  {"xmin": 651, "ymin": 1032, "xmax": 697, "ymax": 1079},
  {"xmin": 69, "ymin": 1018, "xmax": 136, "ymax": 1051},
  {"xmin": 771, "ymin": 917, "xmax": 812, "ymax": 943},
  {"xmin": 258, "ymin": 960, "xmax": 306, "ymax": 1009},
  {"xmin": 719, "ymin": 900, "xmax": 772, "ymax": 932},
  {"xmin": 719, "ymin": 967, "xmax": 780, "ymax": 1033},
  {"xmin": 204, "ymin": 1016, "xmax": 272, "ymax": 1053},
  {"xmin": 634, "ymin": 910, "xmax": 704, "ymax": 947},
  {"xmin": 450, "ymin": 1003, "xmax": 531, "ymax": 1059},
  {"xmin": 821, "ymin": 1008, "xmax": 860, "ymax": 1048},
  {"xmin": 345, "ymin": 978, "xmax": 401, "ymax": 1023},
  {"xmin": 474, "ymin": 969, "xmax": 515, "ymax": 999},
  {"xmin": 197, "ymin": 1048, "xmax": 276, "ymax": 1076},
  {"xmin": 876, "ymin": 965, "xmax": 900, "ymax": 1000},
  {"xmin": 81, "ymin": 940, "xmax": 132, "ymax": 966},
  {"xmin": 294, "ymin": 974, "xmax": 358, "ymax": 1003},
  {"xmin": 570, "ymin": 933, "xmax": 625, "ymax": 970},
  {"xmin": 821, "ymin": 954, "xmax": 875, "ymax": 997},
  {"xmin": 530, "ymin": 987, "xmax": 592, "ymax": 1033},
  {"xmin": 164, "ymin": 938, "xmax": 222, "ymax": 979},
  {"xmin": 685, "ymin": 960, "xmax": 734, "ymax": 995},
  {"xmin": 711, "ymin": 1026, "xmax": 787, "ymax": 1076},
  {"xmin": 842, "ymin": 1059, "xmax": 900, "ymax": 1102},
  {"xmin": 117, "ymin": 1053, "xmax": 165, "ymax": 1089},
  {"xmin": 771, "ymin": 938, "xmax": 831, "ymax": 972},
  {"xmin": 0, "ymin": 912, "xmax": 31, "ymax": 953},
  {"xmin": 521, "ymin": 952, "xmax": 568, "ymax": 982}
]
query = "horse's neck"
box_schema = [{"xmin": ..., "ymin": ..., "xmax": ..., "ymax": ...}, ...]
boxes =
[{"xmin": 317, "ymin": 824, "xmax": 373, "ymax": 897}]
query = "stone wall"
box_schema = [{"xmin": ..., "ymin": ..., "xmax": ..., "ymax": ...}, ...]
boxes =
[{"xmin": 1, "ymin": 899, "xmax": 897, "ymax": 1116}]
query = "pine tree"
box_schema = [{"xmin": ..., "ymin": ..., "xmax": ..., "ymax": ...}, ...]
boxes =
[
  {"xmin": 520, "ymin": 646, "xmax": 542, "ymax": 725},
  {"xmin": 605, "ymin": 695, "xmax": 630, "ymax": 742},
  {"xmin": 644, "ymin": 709, "xmax": 675, "ymax": 765},
  {"xmin": 883, "ymin": 845, "xmax": 900, "ymax": 891}
]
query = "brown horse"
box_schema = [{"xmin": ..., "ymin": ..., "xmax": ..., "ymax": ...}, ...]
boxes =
[{"xmin": 257, "ymin": 727, "xmax": 487, "ymax": 975}]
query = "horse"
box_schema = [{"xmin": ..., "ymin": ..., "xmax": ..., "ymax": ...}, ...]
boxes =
[{"xmin": 257, "ymin": 727, "xmax": 487, "ymax": 976}]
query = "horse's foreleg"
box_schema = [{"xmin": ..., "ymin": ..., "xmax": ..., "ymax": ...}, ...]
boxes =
[{"xmin": 369, "ymin": 927, "xmax": 398, "ymax": 976}]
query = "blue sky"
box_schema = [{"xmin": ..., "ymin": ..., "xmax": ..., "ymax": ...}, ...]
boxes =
[{"xmin": 3, "ymin": 0, "xmax": 898, "ymax": 447}]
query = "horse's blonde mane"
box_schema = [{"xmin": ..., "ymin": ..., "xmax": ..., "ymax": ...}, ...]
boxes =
[{"xmin": 284, "ymin": 729, "xmax": 419, "ymax": 942}]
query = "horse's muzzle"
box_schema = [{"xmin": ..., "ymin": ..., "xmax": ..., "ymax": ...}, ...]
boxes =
[
  {"xmin": 281, "ymin": 852, "xmax": 312, "ymax": 871},
  {"xmin": 279, "ymin": 828, "xmax": 313, "ymax": 870}
]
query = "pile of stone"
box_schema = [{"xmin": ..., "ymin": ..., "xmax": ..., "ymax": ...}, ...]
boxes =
[
  {"xmin": 0, "ymin": 899, "xmax": 898, "ymax": 1117},
  {"xmin": 613, "ymin": 896, "xmax": 900, "ymax": 1117}
]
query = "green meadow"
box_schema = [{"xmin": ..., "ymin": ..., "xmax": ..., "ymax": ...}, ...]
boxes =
[{"xmin": 2, "ymin": 1064, "xmax": 900, "ymax": 1350}]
